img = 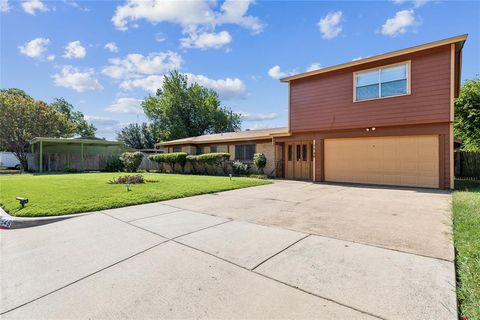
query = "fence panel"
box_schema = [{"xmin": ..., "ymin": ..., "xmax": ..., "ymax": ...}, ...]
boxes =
[{"xmin": 455, "ymin": 151, "xmax": 480, "ymax": 180}]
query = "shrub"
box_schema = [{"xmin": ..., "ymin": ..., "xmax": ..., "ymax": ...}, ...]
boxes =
[
  {"xmin": 232, "ymin": 160, "xmax": 249, "ymax": 175},
  {"xmin": 197, "ymin": 152, "xmax": 230, "ymax": 174},
  {"xmin": 253, "ymin": 153, "xmax": 267, "ymax": 173},
  {"xmin": 64, "ymin": 167, "xmax": 78, "ymax": 173},
  {"xmin": 104, "ymin": 157, "xmax": 124, "ymax": 172},
  {"xmin": 186, "ymin": 155, "xmax": 200, "ymax": 174},
  {"xmin": 109, "ymin": 174, "xmax": 145, "ymax": 184},
  {"xmin": 120, "ymin": 151, "xmax": 144, "ymax": 172},
  {"xmin": 150, "ymin": 152, "xmax": 188, "ymax": 172}
]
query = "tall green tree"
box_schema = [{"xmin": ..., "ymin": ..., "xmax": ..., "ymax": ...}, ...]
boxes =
[
  {"xmin": 117, "ymin": 123, "xmax": 157, "ymax": 149},
  {"xmin": 50, "ymin": 98, "xmax": 97, "ymax": 138},
  {"xmin": 142, "ymin": 71, "xmax": 241, "ymax": 141},
  {"xmin": 455, "ymin": 79, "xmax": 480, "ymax": 151},
  {"xmin": 0, "ymin": 90, "xmax": 76, "ymax": 170}
]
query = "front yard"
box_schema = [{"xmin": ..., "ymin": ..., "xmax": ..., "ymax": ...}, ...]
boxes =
[
  {"xmin": 453, "ymin": 180, "xmax": 480, "ymax": 320},
  {"xmin": 0, "ymin": 173, "xmax": 270, "ymax": 217}
]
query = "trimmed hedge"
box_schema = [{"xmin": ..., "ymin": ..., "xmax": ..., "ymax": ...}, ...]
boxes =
[
  {"xmin": 197, "ymin": 152, "xmax": 230, "ymax": 174},
  {"xmin": 253, "ymin": 153, "xmax": 267, "ymax": 173},
  {"xmin": 150, "ymin": 152, "xmax": 188, "ymax": 172}
]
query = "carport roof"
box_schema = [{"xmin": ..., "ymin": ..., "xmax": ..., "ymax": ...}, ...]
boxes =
[{"xmin": 30, "ymin": 137, "xmax": 124, "ymax": 146}]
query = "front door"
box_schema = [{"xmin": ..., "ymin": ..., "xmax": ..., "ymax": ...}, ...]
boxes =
[{"xmin": 285, "ymin": 141, "xmax": 313, "ymax": 180}]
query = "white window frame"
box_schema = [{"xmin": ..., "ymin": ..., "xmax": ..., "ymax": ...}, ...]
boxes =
[{"xmin": 353, "ymin": 61, "xmax": 411, "ymax": 102}]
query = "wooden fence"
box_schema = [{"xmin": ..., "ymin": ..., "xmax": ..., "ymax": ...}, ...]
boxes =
[{"xmin": 455, "ymin": 151, "xmax": 480, "ymax": 180}]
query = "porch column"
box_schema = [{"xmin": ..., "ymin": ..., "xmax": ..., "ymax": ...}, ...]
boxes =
[
  {"xmin": 80, "ymin": 143, "xmax": 84, "ymax": 172},
  {"xmin": 39, "ymin": 141, "xmax": 43, "ymax": 173}
]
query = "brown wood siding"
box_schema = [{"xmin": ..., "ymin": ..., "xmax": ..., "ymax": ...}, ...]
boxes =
[
  {"xmin": 276, "ymin": 123, "xmax": 452, "ymax": 189},
  {"xmin": 290, "ymin": 45, "xmax": 452, "ymax": 132}
]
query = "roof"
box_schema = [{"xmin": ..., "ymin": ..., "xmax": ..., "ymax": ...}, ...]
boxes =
[
  {"xmin": 31, "ymin": 137, "xmax": 124, "ymax": 146},
  {"xmin": 157, "ymin": 127, "xmax": 289, "ymax": 146},
  {"xmin": 281, "ymin": 34, "xmax": 468, "ymax": 82}
]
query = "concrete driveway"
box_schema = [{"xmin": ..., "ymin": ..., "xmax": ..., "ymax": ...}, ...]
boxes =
[{"xmin": 1, "ymin": 181, "xmax": 456, "ymax": 319}]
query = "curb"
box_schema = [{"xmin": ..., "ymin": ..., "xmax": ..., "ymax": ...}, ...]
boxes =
[{"xmin": 0, "ymin": 207, "xmax": 93, "ymax": 230}]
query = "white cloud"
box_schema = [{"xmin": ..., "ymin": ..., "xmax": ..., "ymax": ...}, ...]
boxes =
[
  {"xmin": 268, "ymin": 65, "xmax": 294, "ymax": 80},
  {"xmin": 112, "ymin": 0, "xmax": 263, "ymax": 32},
  {"xmin": 52, "ymin": 65, "xmax": 103, "ymax": 92},
  {"xmin": 104, "ymin": 42, "xmax": 119, "ymax": 53},
  {"xmin": 392, "ymin": 0, "xmax": 428, "ymax": 8},
  {"xmin": 105, "ymin": 98, "xmax": 143, "ymax": 114},
  {"xmin": 352, "ymin": 56, "xmax": 363, "ymax": 61},
  {"xmin": 239, "ymin": 112, "xmax": 279, "ymax": 121},
  {"xmin": 65, "ymin": 1, "xmax": 89, "ymax": 11},
  {"xmin": 1, "ymin": 0, "xmax": 11, "ymax": 13},
  {"xmin": 22, "ymin": 0, "xmax": 48, "ymax": 15},
  {"xmin": 381, "ymin": 9, "xmax": 418, "ymax": 36},
  {"xmin": 120, "ymin": 73, "xmax": 246, "ymax": 100},
  {"xmin": 216, "ymin": 0, "xmax": 263, "ymax": 34},
  {"xmin": 155, "ymin": 32, "xmax": 167, "ymax": 42},
  {"xmin": 18, "ymin": 37, "xmax": 50, "ymax": 59},
  {"xmin": 102, "ymin": 51, "xmax": 182, "ymax": 80},
  {"xmin": 47, "ymin": 54, "xmax": 55, "ymax": 61},
  {"xmin": 63, "ymin": 41, "xmax": 86, "ymax": 59},
  {"xmin": 306, "ymin": 63, "xmax": 321, "ymax": 72},
  {"xmin": 180, "ymin": 30, "xmax": 232, "ymax": 49},
  {"xmin": 84, "ymin": 115, "xmax": 122, "ymax": 140},
  {"xmin": 318, "ymin": 11, "xmax": 343, "ymax": 39},
  {"xmin": 187, "ymin": 73, "xmax": 246, "ymax": 99}
]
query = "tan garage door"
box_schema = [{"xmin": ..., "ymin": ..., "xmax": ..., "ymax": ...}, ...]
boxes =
[{"xmin": 324, "ymin": 135, "xmax": 439, "ymax": 188}]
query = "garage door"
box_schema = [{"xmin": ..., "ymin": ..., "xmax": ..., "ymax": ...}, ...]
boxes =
[{"xmin": 324, "ymin": 135, "xmax": 439, "ymax": 188}]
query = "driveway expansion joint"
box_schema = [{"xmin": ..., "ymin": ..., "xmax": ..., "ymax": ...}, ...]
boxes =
[
  {"xmin": 251, "ymin": 234, "xmax": 311, "ymax": 271},
  {"xmin": 171, "ymin": 238, "xmax": 387, "ymax": 320},
  {"xmin": 0, "ymin": 240, "xmax": 169, "ymax": 316}
]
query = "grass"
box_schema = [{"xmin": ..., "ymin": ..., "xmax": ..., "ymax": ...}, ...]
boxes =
[
  {"xmin": 453, "ymin": 180, "xmax": 480, "ymax": 320},
  {"xmin": 0, "ymin": 172, "xmax": 270, "ymax": 217}
]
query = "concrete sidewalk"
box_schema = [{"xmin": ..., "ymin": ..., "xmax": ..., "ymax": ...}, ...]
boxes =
[{"xmin": 1, "ymin": 183, "xmax": 457, "ymax": 319}]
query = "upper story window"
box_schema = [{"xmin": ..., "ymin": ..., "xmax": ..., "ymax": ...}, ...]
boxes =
[{"xmin": 354, "ymin": 62, "xmax": 410, "ymax": 102}]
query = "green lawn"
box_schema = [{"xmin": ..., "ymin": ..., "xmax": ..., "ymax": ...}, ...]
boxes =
[
  {"xmin": 453, "ymin": 180, "xmax": 480, "ymax": 320},
  {"xmin": 0, "ymin": 173, "xmax": 270, "ymax": 217}
]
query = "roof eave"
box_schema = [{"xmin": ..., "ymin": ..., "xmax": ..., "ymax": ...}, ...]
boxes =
[{"xmin": 280, "ymin": 34, "xmax": 468, "ymax": 82}]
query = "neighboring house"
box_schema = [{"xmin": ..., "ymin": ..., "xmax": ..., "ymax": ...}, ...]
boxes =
[
  {"xmin": 158, "ymin": 34, "xmax": 466, "ymax": 189},
  {"xmin": 29, "ymin": 137, "xmax": 124, "ymax": 173}
]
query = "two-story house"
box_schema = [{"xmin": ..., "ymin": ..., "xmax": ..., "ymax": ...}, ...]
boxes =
[{"xmin": 157, "ymin": 34, "xmax": 467, "ymax": 189}]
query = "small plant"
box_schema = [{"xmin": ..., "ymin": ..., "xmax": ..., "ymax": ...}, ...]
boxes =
[
  {"xmin": 253, "ymin": 153, "xmax": 267, "ymax": 174},
  {"xmin": 109, "ymin": 174, "xmax": 145, "ymax": 185},
  {"xmin": 64, "ymin": 167, "xmax": 78, "ymax": 173},
  {"xmin": 104, "ymin": 156, "xmax": 125, "ymax": 172},
  {"xmin": 120, "ymin": 152, "xmax": 144, "ymax": 172},
  {"xmin": 232, "ymin": 160, "xmax": 249, "ymax": 175}
]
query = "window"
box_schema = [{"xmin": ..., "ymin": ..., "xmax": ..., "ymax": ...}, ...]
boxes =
[
  {"xmin": 354, "ymin": 62, "xmax": 409, "ymax": 101},
  {"xmin": 210, "ymin": 145, "xmax": 217, "ymax": 153},
  {"xmin": 235, "ymin": 144, "xmax": 256, "ymax": 161},
  {"xmin": 296, "ymin": 145, "xmax": 301, "ymax": 161},
  {"xmin": 195, "ymin": 146, "xmax": 204, "ymax": 155},
  {"xmin": 302, "ymin": 144, "xmax": 307, "ymax": 161},
  {"xmin": 310, "ymin": 144, "xmax": 314, "ymax": 161},
  {"xmin": 287, "ymin": 145, "xmax": 293, "ymax": 161},
  {"xmin": 173, "ymin": 146, "xmax": 182, "ymax": 152}
]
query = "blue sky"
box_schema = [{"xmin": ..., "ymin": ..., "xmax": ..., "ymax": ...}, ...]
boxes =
[{"xmin": 1, "ymin": 0, "xmax": 479, "ymax": 139}]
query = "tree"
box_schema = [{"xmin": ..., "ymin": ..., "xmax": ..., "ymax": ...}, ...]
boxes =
[
  {"xmin": 50, "ymin": 98, "xmax": 97, "ymax": 138},
  {"xmin": 0, "ymin": 90, "xmax": 76, "ymax": 170},
  {"xmin": 455, "ymin": 79, "xmax": 480, "ymax": 151},
  {"xmin": 117, "ymin": 123, "xmax": 157, "ymax": 149},
  {"xmin": 142, "ymin": 71, "xmax": 241, "ymax": 141}
]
